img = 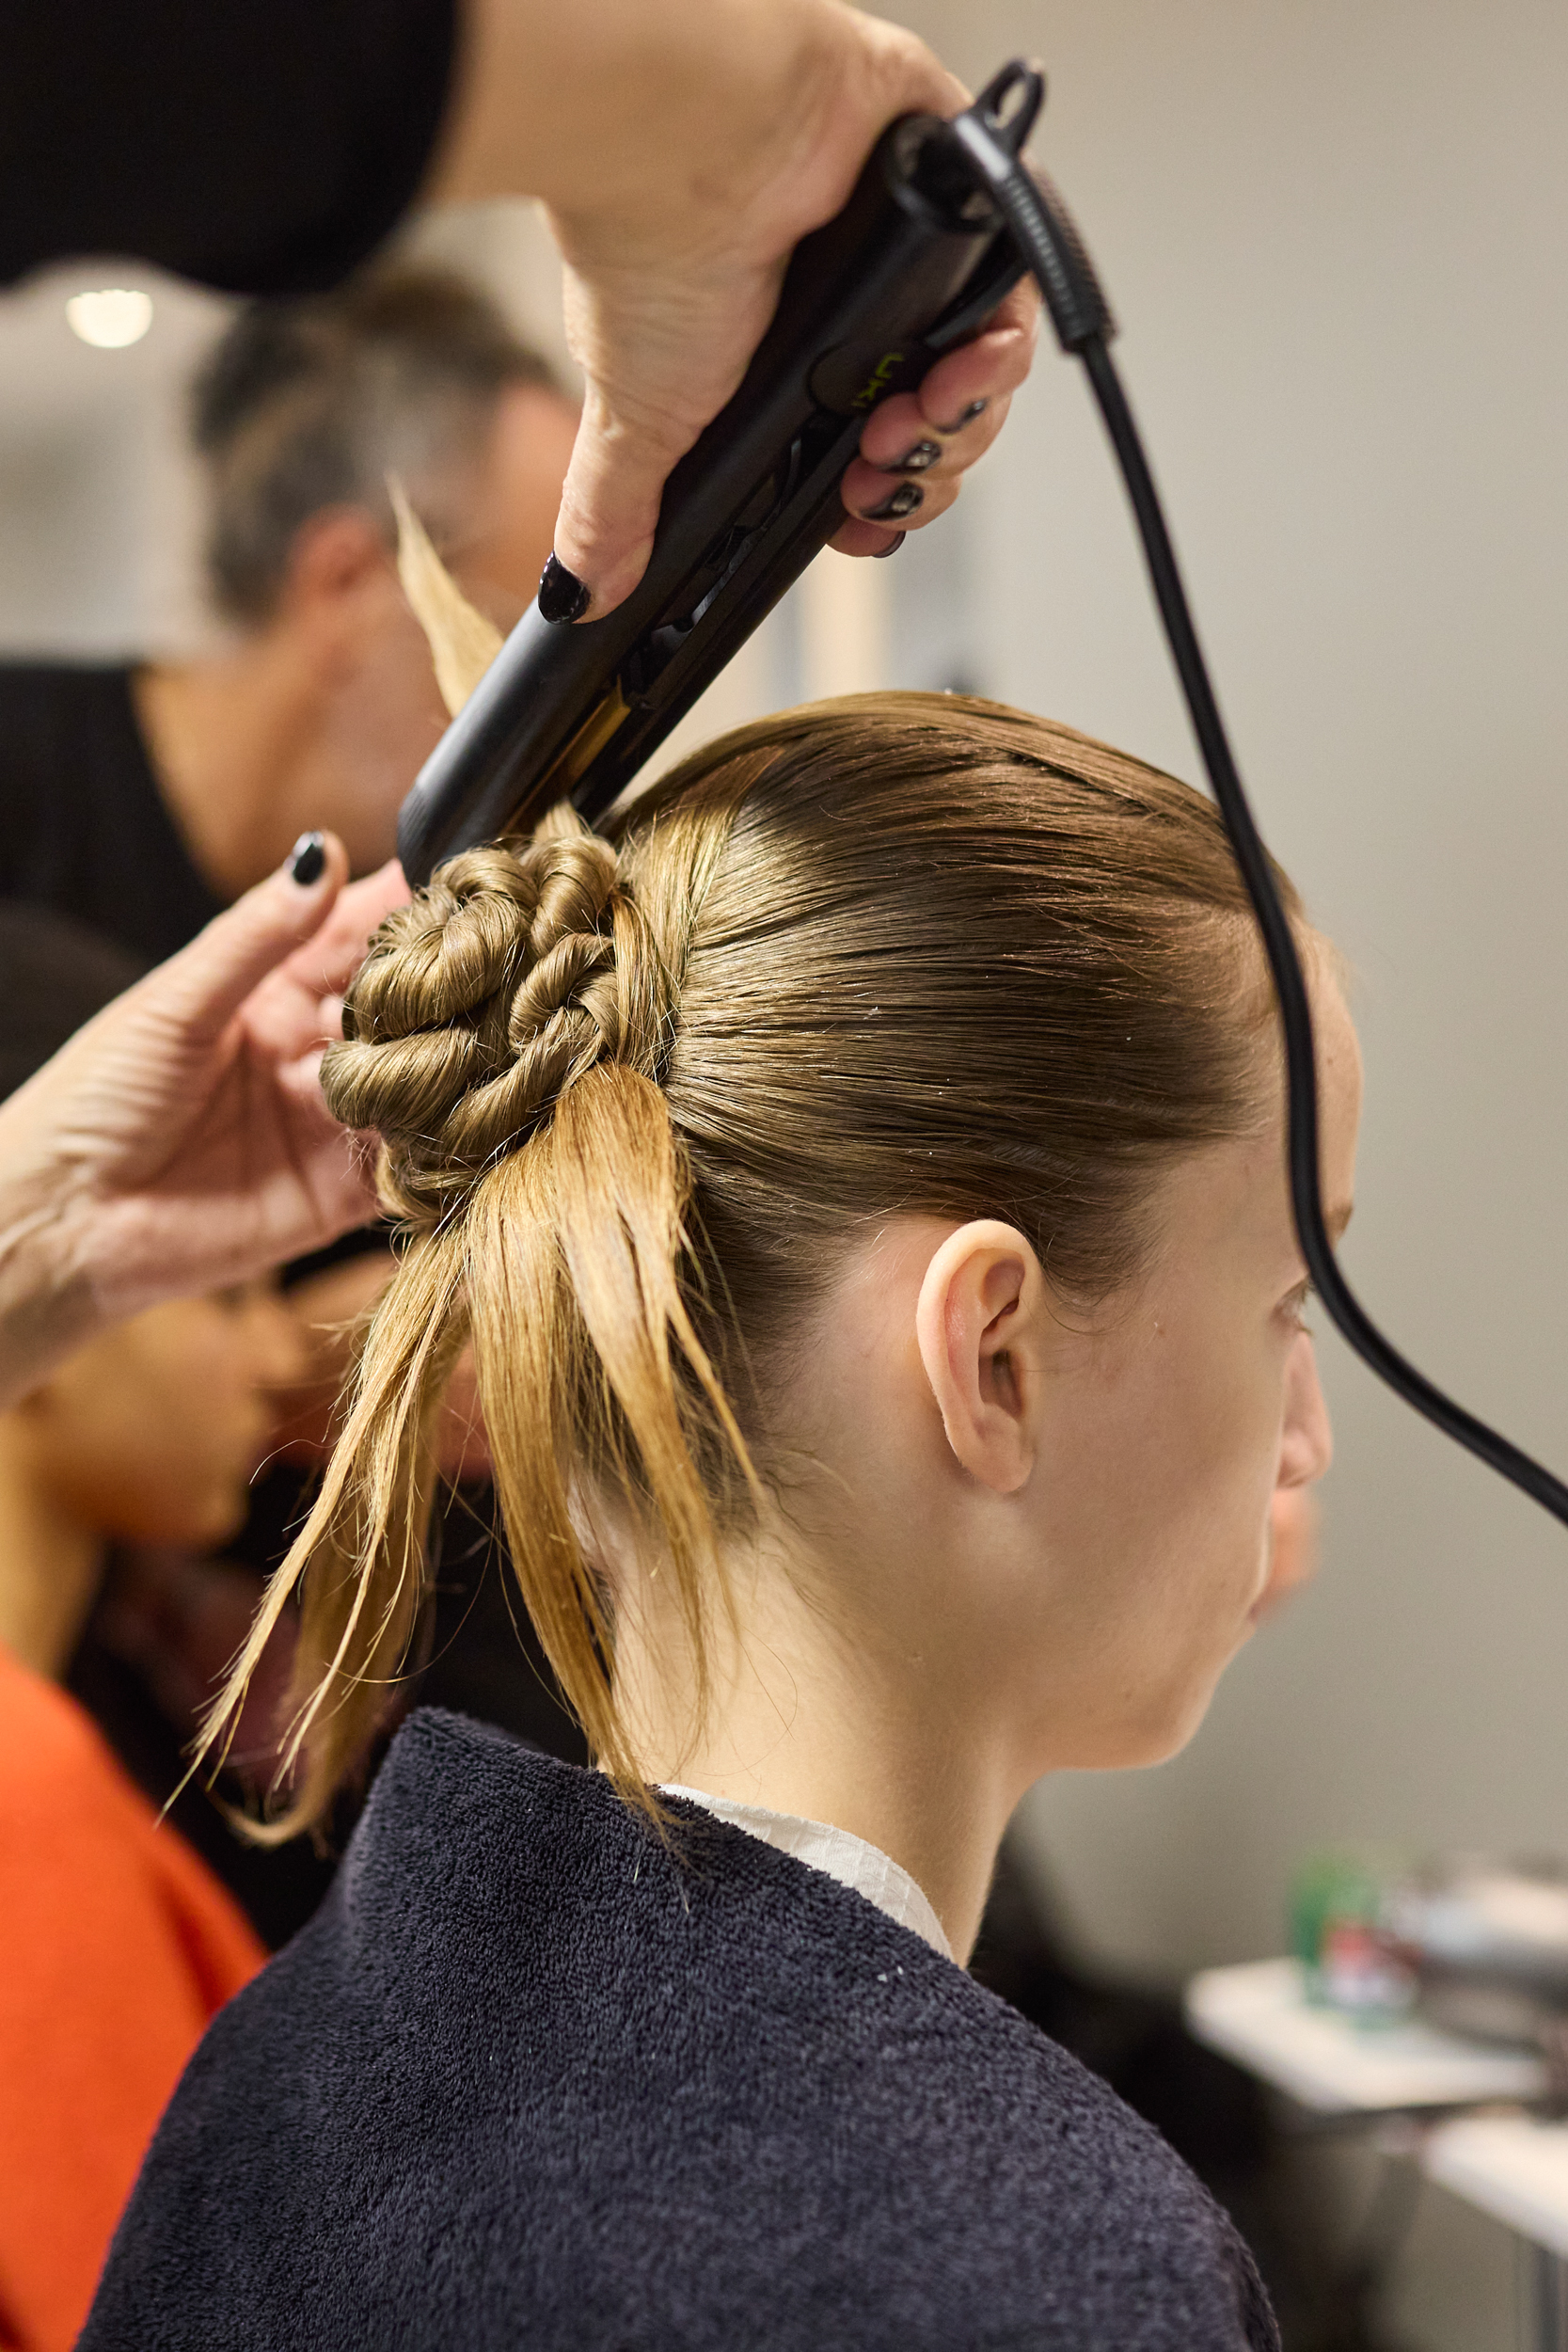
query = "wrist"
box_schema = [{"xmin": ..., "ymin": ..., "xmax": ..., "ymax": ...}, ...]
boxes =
[
  {"xmin": 0, "ymin": 1190, "xmax": 101, "ymax": 1409},
  {"xmin": 429, "ymin": 0, "xmax": 889, "ymax": 239}
]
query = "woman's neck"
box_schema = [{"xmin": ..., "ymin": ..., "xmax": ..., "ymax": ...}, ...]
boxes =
[
  {"xmin": 133, "ymin": 648, "xmax": 347, "ymax": 901},
  {"xmin": 0, "ymin": 1424, "xmax": 105, "ymax": 1677},
  {"xmin": 617, "ymin": 1551, "xmax": 1018, "ymax": 1964}
]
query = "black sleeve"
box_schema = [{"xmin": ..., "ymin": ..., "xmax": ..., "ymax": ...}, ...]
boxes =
[{"xmin": 0, "ymin": 0, "xmax": 459, "ymax": 296}]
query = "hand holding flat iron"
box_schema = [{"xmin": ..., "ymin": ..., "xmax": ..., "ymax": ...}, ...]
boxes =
[
  {"xmin": 430, "ymin": 0, "xmax": 1040, "ymax": 615},
  {"xmin": 0, "ymin": 839, "xmax": 406, "ymax": 1410}
]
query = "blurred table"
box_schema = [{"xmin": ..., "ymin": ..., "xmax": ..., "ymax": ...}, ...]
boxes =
[
  {"xmin": 1424, "ymin": 2118, "xmax": 1568, "ymax": 2351},
  {"xmin": 1185, "ymin": 1958, "xmax": 1546, "ymax": 2114},
  {"xmin": 1186, "ymin": 1959, "xmax": 1562, "ymax": 2348}
]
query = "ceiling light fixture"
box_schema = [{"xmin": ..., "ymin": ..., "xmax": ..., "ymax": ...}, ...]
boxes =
[{"xmin": 66, "ymin": 288, "xmax": 154, "ymax": 349}]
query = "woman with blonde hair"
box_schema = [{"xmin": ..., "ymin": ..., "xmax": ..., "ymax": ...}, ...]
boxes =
[{"xmin": 84, "ymin": 691, "xmax": 1356, "ymax": 2351}]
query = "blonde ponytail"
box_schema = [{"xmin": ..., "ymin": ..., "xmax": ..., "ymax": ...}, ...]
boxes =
[
  {"xmin": 200, "ymin": 808, "xmax": 752, "ymax": 1836},
  {"xmin": 205, "ymin": 1228, "xmax": 469, "ymax": 1840},
  {"xmin": 465, "ymin": 1066, "xmax": 750, "ymax": 1790}
]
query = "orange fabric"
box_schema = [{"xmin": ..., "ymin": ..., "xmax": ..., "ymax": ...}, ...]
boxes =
[{"xmin": 0, "ymin": 1647, "xmax": 263, "ymax": 2352}]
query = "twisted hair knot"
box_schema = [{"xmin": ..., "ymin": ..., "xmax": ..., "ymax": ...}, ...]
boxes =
[{"xmin": 324, "ymin": 821, "xmax": 673, "ymax": 1225}]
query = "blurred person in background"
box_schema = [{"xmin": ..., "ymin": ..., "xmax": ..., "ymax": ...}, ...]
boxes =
[
  {"xmin": 0, "ymin": 905, "xmax": 304, "ymax": 2352},
  {"xmin": 0, "ymin": 264, "xmax": 589, "ymax": 1953},
  {"xmin": 0, "ymin": 264, "xmax": 577, "ymax": 969}
]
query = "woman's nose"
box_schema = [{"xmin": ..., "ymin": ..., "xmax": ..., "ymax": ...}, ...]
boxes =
[{"xmin": 1277, "ymin": 1331, "xmax": 1333, "ymax": 1490}]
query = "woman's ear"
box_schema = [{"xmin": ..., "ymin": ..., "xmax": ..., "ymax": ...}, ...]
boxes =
[
  {"xmin": 280, "ymin": 508, "xmax": 400, "ymax": 668},
  {"xmin": 914, "ymin": 1221, "xmax": 1045, "ymax": 1495}
]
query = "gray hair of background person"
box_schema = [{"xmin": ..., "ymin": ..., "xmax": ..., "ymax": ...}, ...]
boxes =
[{"xmin": 191, "ymin": 268, "xmax": 562, "ymax": 626}]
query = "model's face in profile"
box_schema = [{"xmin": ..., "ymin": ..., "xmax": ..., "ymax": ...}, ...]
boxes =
[
  {"xmin": 1011, "ymin": 964, "xmax": 1357, "ymax": 1772},
  {"xmin": 743, "ymin": 959, "xmax": 1361, "ymax": 1804},
  {"xmin": 32, "ymin": 1282, "xmax": 304, "ymax": 1549}
]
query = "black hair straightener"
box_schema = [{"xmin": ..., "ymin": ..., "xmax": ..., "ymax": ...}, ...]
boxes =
[
  {"xmin": 397, "ymin": 61, "xmax": 1568, "ymax": 1535},
  {"xmin": 397, "ymin": 67, "xmax": 1036, "ymax": 870}
]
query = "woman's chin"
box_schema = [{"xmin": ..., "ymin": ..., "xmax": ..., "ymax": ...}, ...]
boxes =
[
  {"xmin": 155, "ymin": 1486, "xmax": 249, "ymax": 1553},
  {"xmin": 1118, "ymin": 1658, "xmax": 1243, "ymax": 1771}
]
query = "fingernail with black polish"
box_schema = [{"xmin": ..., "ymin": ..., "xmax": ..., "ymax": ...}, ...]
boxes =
[
  {"xmin": 886, "ymin": 439, "xmax": 942, "ymax": 474},
  {"xmin": 538, "ymin": 552, "xmax": 591, "ymax": 626},
  {"xmin": 940, "ymin": 398, "xmax": 989, "ymax": 434},
  {"xmin": 863, "ymin": 482, "xmax": 924, "ymax": 523},
  {"xmin": 872, "ymin": 532, "xmax": 907, "ymax": 560},
  {"xmin": 289, "ymin": 831, "xmax": 326, "ymax": 887}
]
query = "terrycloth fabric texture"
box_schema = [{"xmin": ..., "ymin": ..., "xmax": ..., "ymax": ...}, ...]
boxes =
[
  {"xmin": 662, "ymin": 1782, "xmax": 953, "ymax": 1955},
  {"xmin": 84, "ymin": 1711, "xmax": 1278, "ymax": 2352}
]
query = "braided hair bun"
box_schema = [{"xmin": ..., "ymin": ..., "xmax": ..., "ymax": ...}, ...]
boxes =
[{"xmin": 325, "ymin": 812, "xmax": 673, "ymax": 1229}]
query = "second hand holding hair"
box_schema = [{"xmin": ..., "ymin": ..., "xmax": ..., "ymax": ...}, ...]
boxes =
[{"xmin": 0, "ymin": 839, "xmax": 408, "ymax": 1411}]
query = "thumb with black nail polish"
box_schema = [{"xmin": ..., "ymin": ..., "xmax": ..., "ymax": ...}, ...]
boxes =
[
  {"xmin": 288, "ymin": 832, "xmax": 326, "ymax": 888},
  {"xmin": 539, "ymin": 552, "xmax": 591, "ymax": 626}
]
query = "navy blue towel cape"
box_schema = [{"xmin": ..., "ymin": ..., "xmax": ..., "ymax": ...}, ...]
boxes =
[{"xmin": 84, "ymin": 1710, "xmax": 1277, "ymax": 2350}]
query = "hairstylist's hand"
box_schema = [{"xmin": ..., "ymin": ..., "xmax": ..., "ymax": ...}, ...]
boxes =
[
  {"xmin": 429, "ymin": 0, "xmax": 1040, "ymax": 615},
  {"xmin": 0, "ymin": 838, "xmax": 408, "ymax": 1410}
]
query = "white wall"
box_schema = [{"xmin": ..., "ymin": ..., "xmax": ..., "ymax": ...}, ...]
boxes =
[{"xmin": 0, "ymin": 262, "xmax": 230, "ymax": 657}]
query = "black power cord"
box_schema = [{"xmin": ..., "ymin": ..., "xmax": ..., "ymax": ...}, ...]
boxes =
[{"xmin": 945, "ymin": 64, "xmax": 1568, "ymax": 1531}]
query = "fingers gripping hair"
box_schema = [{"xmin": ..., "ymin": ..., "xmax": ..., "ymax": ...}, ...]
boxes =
[{"xmin": 198, "ymin": 807, "xmax": 750, "ymax": 1835}]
